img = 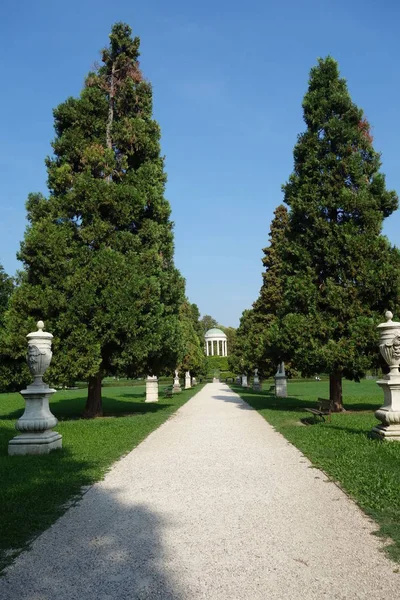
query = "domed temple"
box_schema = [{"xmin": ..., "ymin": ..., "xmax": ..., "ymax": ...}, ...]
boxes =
[{"xmin": 204, "ymin": 328, "xmax": 228, "ymax": 357}]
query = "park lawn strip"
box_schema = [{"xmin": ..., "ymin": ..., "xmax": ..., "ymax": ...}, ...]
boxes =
[
  {"xmin": 232, "ymin": 379, "xmax": 400, "ymax": 563},
  {"xmin": 0, "ymin": 383, "xmax": 204, "ymax": 572}
]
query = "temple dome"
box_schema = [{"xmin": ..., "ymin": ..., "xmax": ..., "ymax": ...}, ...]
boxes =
[{"xmin": 205, "ymin": 328, "xmax": 227, "ymax": 339}]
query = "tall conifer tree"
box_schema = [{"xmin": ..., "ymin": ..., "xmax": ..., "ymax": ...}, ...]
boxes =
[
  {"xmin": 230, "ymin": 206, "xmax": 288, "ymax": 377},
  {"xmin": 274, "ymin": 57, "xmax": 400, "ymax": 409},
  {"xmin": 7, "ymin": 23, "xmax": 184, "ymax": 416}
]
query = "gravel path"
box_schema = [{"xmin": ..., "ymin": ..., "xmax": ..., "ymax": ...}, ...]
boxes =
[{"xmin": 1, "ymin": 383, "xmax": 399, "ymax": 599}]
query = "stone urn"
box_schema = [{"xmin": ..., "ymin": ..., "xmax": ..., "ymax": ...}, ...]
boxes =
[
  {"xmin": 173, "ymin": 369, "xmax": 182, "ymax": 393},
  {"xmin": 372, "ymin": 311, "xmax": 400, "ymax": 441},
  {"xmin": 8, "ymin": 321, "xmax": 62, "ymax": 455}
]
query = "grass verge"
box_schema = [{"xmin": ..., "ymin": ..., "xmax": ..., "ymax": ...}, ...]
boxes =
[
  {"xmin": 232, "ymin": 379, "xmax": 400, "ymax": 562},
  {"xmin": 0, "ymin": 383, "xmax": 203, "ymax": 572}
]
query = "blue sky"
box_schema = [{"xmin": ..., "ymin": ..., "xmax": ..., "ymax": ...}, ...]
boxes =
[{"xmin": 1, "ymin": 0, "xmax": 400, "ymax": 327}]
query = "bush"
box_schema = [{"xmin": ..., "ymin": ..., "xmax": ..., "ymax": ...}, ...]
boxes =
[{"xmin": 206, "ymin": 356, "xmax": 229, "ymax": 372}]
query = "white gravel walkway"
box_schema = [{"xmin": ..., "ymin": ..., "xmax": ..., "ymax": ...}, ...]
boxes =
[{"xmin": 1, "ymin": 383, "xmax": 399, "ymax": 599}]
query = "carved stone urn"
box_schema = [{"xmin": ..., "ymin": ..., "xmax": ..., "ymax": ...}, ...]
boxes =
[
  {"xmin": 371, "ymin": 311, "xmax": 400, "ymax": 441},
  {"xmin": 8, "ymin": 321, "xmax": 62, "ymax": 455},
  {"xmin": 173, "ymin": 369, "xmax": 181, "ymax": 393}
]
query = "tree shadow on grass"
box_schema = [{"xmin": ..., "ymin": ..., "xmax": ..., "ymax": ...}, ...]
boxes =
[
  {"xmin": 1, "ymin": 394, "xmax": 171, "ymax": 422},
  {"xmin": 227, "ymin": 386, "xmax": 380, "ymax": 413},
  {"xmin": 0, "ymin": 483, "xmax": 184, "ymax": 598},
  {"xmin": 0, "ymin": 444, "xmax": 100, "ymax": 573}
]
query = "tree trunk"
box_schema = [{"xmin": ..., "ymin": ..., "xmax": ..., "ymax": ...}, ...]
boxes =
[
  {"xmin": 329, "ymin": 370, "xmax": 344, "ymax": 412},
  {"xmin": 84, "ymin": 373, "xmax": 103, "ymax": 418}
]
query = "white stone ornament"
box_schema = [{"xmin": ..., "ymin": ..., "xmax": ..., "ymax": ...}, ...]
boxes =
[
  {"xmin": 173, "ymin": 369, "xmax": 181, "ymax": 393},
  {"xmin": 372, "ymin": 311, "xmax": 400, "ymax": 440},
  {"xmin": 253, "ymin": 368, "xmax": 261, "ymax": 391},
  {"xmin": 275, "ymin": 362, "xmax": 288, "ymax": 398},
  {"xmin": 8, "ymin": 321, "xmax": 62, "ymax": 455},
  {"xmin": 146, "ymin": 375, "xmax": 159, "ymax": 403},
  {"xmin": 185, "ymin": 371, "xmax": 191, "ymax": 389},
  {"xmin": 241, "ymin": 374, "xmax": 248, "ymax": 388}
]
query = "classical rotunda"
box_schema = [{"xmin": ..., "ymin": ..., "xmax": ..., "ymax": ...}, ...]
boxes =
[{"xmin": 204, "ymin": 328, "xmax": 228, "ymax": 357}]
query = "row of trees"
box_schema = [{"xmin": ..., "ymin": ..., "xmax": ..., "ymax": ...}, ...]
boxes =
[
  {"xmin": 230, "ymin": 57, "xmax": 400, "ymax": 410},
  {"xmin": 0, "ymin": 23, "xmax": 206, "ymax": 417}
]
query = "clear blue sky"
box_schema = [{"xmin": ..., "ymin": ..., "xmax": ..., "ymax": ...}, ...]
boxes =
[{"xmin": 1, "ymin": 0, "xmax": 400, "ymax": 327}]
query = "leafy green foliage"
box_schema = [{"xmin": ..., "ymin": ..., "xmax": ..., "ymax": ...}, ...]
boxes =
[
  {"xmin": 271, "ymin": 57, "xmax": 400, "ymax": 407},
  {"xmin": 5, "ymin": 23, "xmax": 185, "ymax": 415},
  {"xmin": 177, "ymin": 300, "xmax": 206, "ymax": 376},
  {"xmin": 0, "ymin": 266, "xmax": 29, "ymax": 392},
  {"xmin": 199, "ymin": 315, "xmax": 218, "ymax": 335},
  {"xmin": 206, "ymin": 355, "xmax": 229, "ymax": 373},
  {"xmin": 234, "ymin": 379, "xmax": 400, "ymax": 562},
  {"xmin": 230, "ymin": 205, "xmax": 288, "ymax": 377},
  {"xmin": 0, "ymin": 383, "xmax": 204, "ymax": 572}
]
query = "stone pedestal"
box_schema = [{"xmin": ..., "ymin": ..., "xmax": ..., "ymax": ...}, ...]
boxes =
[
  {"xmin": 235, "ymin": 376, "xmax": 241, "ymax": 385},
  {"xmin": 185, "ymin": 371, "xmax": 191, "ymax": 389},
  {"xmin": 241, "ymin": 374, "xmax": 248, "ymax": 388},
  {"xmin": 192, "ymin": 377, "xmax": 197, "ymax": 386},
  {"xmin": 371, "ymin": 377, "xmax": 400, "ymax": 440},
  {"xmin": 275, "ymin": 362, "xmax": 288, "ymax": 398},
  {"xmin": 8, "ymin": 321, "xmax": 62, "ymax": 456},
  {"xmin": 372, "ymin": 312, "xmax": 400, "ymax": 441},
  {"xmin": 146, "ymin": 375, "xmax": 159, "ymax": 402},
  {"xmin": 173, "ymin": 370, "xmax": 181, "ymax": 393},
  {"xmin": 253, "ymin": 368, "xmax": 261, "ymax": 392}
]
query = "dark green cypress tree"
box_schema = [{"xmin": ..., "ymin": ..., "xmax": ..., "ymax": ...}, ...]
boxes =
[
  {"xmin": 274, "ymin": 56, "xmax": 400, "ymax": 409},
  {"xmin": 230, "ymin": 205, "xmax": 289, "ymax": 378},
  {"xmin": 6, "ymin": 23, "xmax": 185, "ymax": 416}
]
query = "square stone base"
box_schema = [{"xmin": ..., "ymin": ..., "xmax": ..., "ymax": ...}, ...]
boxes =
[
  {"xmin": 173, "ymin": 385, "xmax": 182, "ymax": 393},
  {"xmin": 275, "ymin": 376, "xmax": 288, "ymax": 398},
  {"xmin": 253, "ymin": 383, "xmax": 262, "ymax": 392},
  {"xmin": 371, "ymin": 424, "xmax": 400, "ymax": 441},
  {"xmin": 8, "ymin": 431, "xmax": 62, "ymax": 455}
]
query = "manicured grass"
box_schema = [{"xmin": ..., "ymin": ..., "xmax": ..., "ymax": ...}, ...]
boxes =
[
  {"xmin": 0, "ymin": 383, "xmax": 203, "ymax": 572},
  {"xmin": 233, "ymin": 379, "xmax": 400, "ymax": 562}
]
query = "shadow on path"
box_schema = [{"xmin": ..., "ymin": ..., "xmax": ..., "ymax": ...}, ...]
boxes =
[{"xmin": 0, "ymin": 487, "xmax": 183, "ymax": 600}]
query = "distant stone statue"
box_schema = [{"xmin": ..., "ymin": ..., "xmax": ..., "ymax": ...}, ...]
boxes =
[
  {"xmin": 253, "ymin": 368, "xmax": 261, "ymax": 391},
  {"xmin": 275, "ymin": 362, "xmax": 287, "ymax": 398},
  {"xmin": 173, "ymin": 369, "xmax": 181, "ymax": 393},
  {"xmin": 185, "ymin": 371, "xmax": 191, "ymax": 389}
]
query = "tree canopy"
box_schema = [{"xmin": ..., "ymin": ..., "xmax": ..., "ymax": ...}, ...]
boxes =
[
  {"xmin": 270, "ymin": 56, "xmax": 400, "ymax": 409},
  {"xmin": 5, "ymin": 23, "xmax": 185, "ymax": 416}
]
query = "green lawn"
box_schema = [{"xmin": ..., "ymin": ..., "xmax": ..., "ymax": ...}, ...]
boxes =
[
  {"xmin": 233, "ymin": 379, "xmax": 400, "ymax": 562},
  {"xmin": 0, "ymin": 383, "xmax": 203, "ymax": 572}
]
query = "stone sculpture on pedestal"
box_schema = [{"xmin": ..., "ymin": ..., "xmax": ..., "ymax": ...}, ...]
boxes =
[
  {"xmin": 173, "ymin": 370, "xmax": 181, "ymax": 393},
  {"xmin": 253, "ymin": 368, "xmax": 261, "ymax": 391},
  {"xmin": 8, "ymin": 321, "xmax": 62, "ymax": 456},
  {"xmin": 185, "ymin": 371, "xmax": 191, "ymax": 389},
  {"xmin": 146, "ymin": 375, "xmax": 159, "ymax": 402},
  {"xmin": 241, "ymin": 374, "xmax": 248, "ymax": 388},
  {"xmin": 372, "ymin": 311, "xmax": 400, "ymax": 441},
  {"xmin": 275, "ymin": 362, "xmax": 288, "ymax": 398}
]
